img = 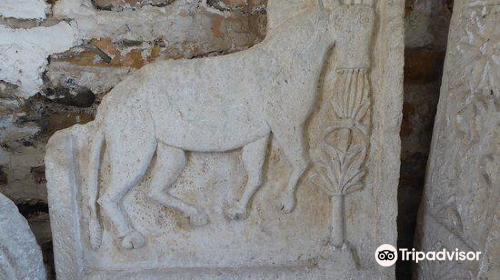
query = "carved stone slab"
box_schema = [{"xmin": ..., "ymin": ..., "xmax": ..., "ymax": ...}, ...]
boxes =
[
  {"xmin": 45, "ymin": 0, "xmax": 404, "ymax": 279},
  {"xmin": 0, "ymin": 193, "xmax": 46, "ymax": 280},
  {"xmin": 415, "ymin": 0, "xmax": 500, "ymax": 279}
]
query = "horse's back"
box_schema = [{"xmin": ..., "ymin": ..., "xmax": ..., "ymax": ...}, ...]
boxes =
[{"xmin": 144, "ymin": 52, "xmax": 271, "ymax": 151}]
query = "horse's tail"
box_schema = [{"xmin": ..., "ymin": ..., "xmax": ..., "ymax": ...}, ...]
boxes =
[{"xmin": 88, "ymin": 124, "xmax": 104, "ymax": 250}]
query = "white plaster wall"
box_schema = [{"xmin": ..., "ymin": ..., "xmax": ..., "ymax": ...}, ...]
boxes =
[
  {"xmin": 0, "ymin": 23, "xmax": 77, "ymax": 98},
  {"xmin": 0, "ymin": 0, "xmax": 47, "ymax": 19}
]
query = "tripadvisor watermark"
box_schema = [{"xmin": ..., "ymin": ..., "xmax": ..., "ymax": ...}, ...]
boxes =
[
  {"xmin": 400, "ymin": 248, "xmax": 481, "ymax": 263},
  {"xmin": 375, "ymin": 244, "xmax": 482, "ymax": 267}
]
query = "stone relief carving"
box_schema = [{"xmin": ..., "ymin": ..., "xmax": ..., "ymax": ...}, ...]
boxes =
[
  {"xmin": 454, "ymin": 3, "xmax": 499, "ymax": 147},
  {"xmin": 86, "ymin": 0, "xmax": 376, "ymax": 252},
  {"xmin": 309, "ymin": 1, "xmax": 374, "ymax": 264},
  {"xmin": 416, "ymin": 1, "xmax": 499, "ymax": 279},
  {"xmin": 310, "ymin": 68, "xmax": 371, "ymax": 254},
  {"xmin": 0, "ymin": 193, "xmax": 46, "ymax": 280},
  {"xmin": 45, "ymin": 0, "xmax": 403, "ymax": 279}
]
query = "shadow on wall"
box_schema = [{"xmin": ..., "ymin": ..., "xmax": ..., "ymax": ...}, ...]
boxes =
[{"xmin": 397, "ymin": 0, "xmax": 454, "ymax": 279}]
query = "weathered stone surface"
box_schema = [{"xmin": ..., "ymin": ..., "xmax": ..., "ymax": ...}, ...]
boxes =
[
  {"xmin": 45, "ymin": 0, "xmax": 403, "ymax": 279},
  {"xmin": 415, "ymin": 0, "xmax": 500, "ymax": 279},
  {"xmin": 0, "ymin": 192, "xmax": 46, "ymax": 280}
]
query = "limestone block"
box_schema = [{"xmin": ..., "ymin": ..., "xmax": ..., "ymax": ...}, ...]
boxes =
[
  {"xmin": 415, "ymin": 0, "xmax": 500, "ymax": 279},
  {"xmin": 45, "ymin": 0, "xmax": 404, "ymax": 279},
  {"xmin": 0, "ymin": 193, "xmax": 46, "ymax": 280}
]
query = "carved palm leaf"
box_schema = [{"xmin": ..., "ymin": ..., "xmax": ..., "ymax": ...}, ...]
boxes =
[
  {"xmin": 311, "ymin": 68, "xmax": 371, "ymax": 197},
  {"xmin": 311, "ymin": 142, "xmax": 367, "ymax": 196},
  {"xmin": 331, "ymin": 68, "xmax": 370, "ymax": 121},
  {"xmin": 311, "ymin": 143, "xmax": 342, "ymax": 196},
  {"xmin": 339, "ymin": 144, "xmax": 367, "ymax": 194}
]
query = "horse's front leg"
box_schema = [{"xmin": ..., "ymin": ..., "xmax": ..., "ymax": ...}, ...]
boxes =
[{"xmin": 226, "ymin": 135, "xmax": 269, "ymax": 220}]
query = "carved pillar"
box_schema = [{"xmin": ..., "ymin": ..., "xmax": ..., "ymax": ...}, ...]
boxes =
[{"xmin": 415, "ymin": 1, "xmax": 499, "ymax": 279}]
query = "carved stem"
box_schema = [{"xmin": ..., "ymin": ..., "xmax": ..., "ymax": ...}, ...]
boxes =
[{"xmin": 331, "ymin": 195, "xmax": 345, "ymax": 247}]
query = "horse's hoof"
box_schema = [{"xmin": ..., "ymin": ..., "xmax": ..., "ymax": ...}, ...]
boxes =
[
  {"xmin": 121, "ymin": 231, "xmax": 145, "ymax": 249},
  {"xmin": 189, "ymin": 209, "xmax": 209, "ymax": 226},
  {"xmin": 277, "ymin": 194, "xmax": 296, "ymax": 214},
  {"xmin": 226, "ymin": 204, "xmax": 248, "ymax": 221}
]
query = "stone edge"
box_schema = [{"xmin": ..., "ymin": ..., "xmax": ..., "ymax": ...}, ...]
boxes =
[
  {"xmin": 46, "ymin": 127, "xmax": 85, "ymax": 280},
  {"xmin": 372, "ymin": 0, "xmax": 404, "ymax": 278}
]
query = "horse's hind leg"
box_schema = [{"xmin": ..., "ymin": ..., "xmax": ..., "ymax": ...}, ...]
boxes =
[
  {"xmin": 148, "ymin": 143, "xmax": 208, "ymax": 226},
  {"xmin": 98, "ymin": 133, "xmax": 156, "ymax": 249}
]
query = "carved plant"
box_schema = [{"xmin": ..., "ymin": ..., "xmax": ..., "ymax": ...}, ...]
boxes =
[
  {"xmin": 455, "ymin": 5, "xmax": 500, "ymax": 94},
  {"xmin": 456, "ymin": 93, "xmax": 499, "ymax": 143},
  {"xmin": 312, "ymin": 141, "xmax": 366, "ymax": 197},
  {"xmin": 454, "ymin": 5, "xmax": 500, "ymax": 143},
  {"xmin": 310, "ymin": 68, "xmax": 371, "ymax": 247},
  {"xmin": 441, "ymin": 7, "xmax": 500, "ymax": 273}
]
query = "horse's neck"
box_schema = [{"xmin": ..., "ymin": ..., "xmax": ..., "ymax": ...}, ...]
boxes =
[
  {"xmin": 262, "ymin": 7, "xmax": 328, "ymax": 57},
  {"xmin": 257, "ymin": 9, "xmax": 330, "ymax": 119}
]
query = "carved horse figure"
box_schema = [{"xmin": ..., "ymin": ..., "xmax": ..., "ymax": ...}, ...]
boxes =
[{"xmin": 88, "ymin": 0, "xmax": 374, "ymax": 249}]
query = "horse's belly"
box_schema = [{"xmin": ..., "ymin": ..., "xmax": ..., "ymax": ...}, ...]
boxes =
[{"xmin": 150, "ymin": 92, "xmax": 269, "ymax": 152}]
